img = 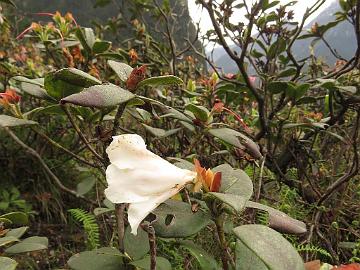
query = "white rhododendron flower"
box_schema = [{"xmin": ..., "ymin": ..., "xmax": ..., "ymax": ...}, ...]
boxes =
[{"xmin": 105, "ymin": 134, "xmax": 196, "ymax": 235}]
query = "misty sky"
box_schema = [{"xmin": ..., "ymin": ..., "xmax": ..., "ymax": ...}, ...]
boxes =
[{"xmin": 188, "ymin": 0, "xmax": 336, "ymax": 36}]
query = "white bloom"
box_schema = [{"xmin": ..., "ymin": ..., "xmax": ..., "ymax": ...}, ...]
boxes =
[{"xmin": 105, "ymin": 134, "xmax": 196, "ymax": 235}]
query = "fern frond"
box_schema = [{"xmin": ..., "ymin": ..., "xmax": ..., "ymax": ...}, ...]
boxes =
[
  {"xmin": 296, "ymin": 244, "xmax": 332, "ymax": 259},
  {"xmin": 256, "ymin": 210, "xmax": 270, "ymax": 226},
  {"xmin": 68, "ymin": 208, "xmax": 100, "ymax": 249}
]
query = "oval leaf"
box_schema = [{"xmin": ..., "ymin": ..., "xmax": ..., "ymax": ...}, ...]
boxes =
[
  {"xmin": 233, "ymin": 224, "xmax": 305, "ymax": 270},
  {"xmin": 213, "ymin": 164, "xmax": 253, "ymax": 200},
  {"xmin": 61, "ymin": 84, "xmax": 135, "ymax": 108},
  {"xmin": 20, "ymin": 82, "xmax": 54, "ymax": 100},
  {"xmin": 67, "ymin": 247, "xmax": 125, "ymax": 270},
  {"xmin": 246, "ymin": 201, "xmax": 307, "ymax": 235},
  {"xmin": 1, "ymin": 212, "xmax": 28, "ymax": 225},
  {"xmin": 108, "ymin": 61, "xmax": 133, "ymax": 82},
  {"xmin": 124, "ymin": 227, "xmax": 150, "ymax": 260},
  {"xmin": 136, "ymin": 75, "xmax": 183, "ymax": 89},
  {"xmin": 0, "ymin": 115, "xmax": 37, "ymax": 127},
  {"xmin": 44, "ymin": 68, "xmax": 101, "ymax": 100},
  {"xmin": 152, "ymin": 200, "xmax": 210, "ymax": 238},
  {"xmin": 0, "ymin": 237, "xmax": 19, "ymax": 247},
  {"xmin": 5, "ymin": 236, "xmax": 48, "ymax": 254},
  {"xmin": 179, "ymin": 240, "xmax": 220, "ymax": 270},
  {"xmin": 185, "ymin": 104, "xmax": 209, "ymax": 122},
  {"xmin": 130, "ymin": 256, "xmax": 171, "ymax": 270},
  {"xmin": 0, "ymin": 257, "xmax": 18, "ymax": 270}
]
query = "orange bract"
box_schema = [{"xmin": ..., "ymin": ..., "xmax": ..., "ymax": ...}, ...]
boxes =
[
  {"xmin": 126, "ymin": 65, "xmax": 147, "ymax": 91},
  {"xmin": 194, "ymin": 159, "xmax": 221, "ymax": 192},
  {"xmin": 0, "ymin": 89, "xmax": 21, "ymax": 107}
]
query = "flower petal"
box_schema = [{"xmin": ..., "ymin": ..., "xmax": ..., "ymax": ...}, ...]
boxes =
[
  {"xmin": 128, "ymin": 186, "xmax": 183, "ymax": 235},
  {"xmin": 105, "ymin": 134, "xmax": 196, "ymax": 223}
]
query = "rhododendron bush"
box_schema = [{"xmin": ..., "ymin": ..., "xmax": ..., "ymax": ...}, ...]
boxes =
[{"xmin": 0, "ymin": 0, "xmax": 360, "ymax": 269}]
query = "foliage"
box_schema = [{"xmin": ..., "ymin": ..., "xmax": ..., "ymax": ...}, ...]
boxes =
[
  {"xmin": 0, "ymin": 0, "xmax": 359, "ymax": 269},
  {"xmin": 68, "ymin": 208, "xmax": 100, "ymax": 250}
]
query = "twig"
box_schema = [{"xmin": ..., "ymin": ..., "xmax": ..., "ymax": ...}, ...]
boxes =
[
  {"xmin": 32, "ymin": 127, "xmax": 99, "ymax": 168},
  {"xmin": 142, "ymin": 223, "xmax": 157, "ymax": 270},
  {"xmin": 115, "ymin": 203, "xmax": 126, "ymax": 253},
  {"xmin": 3, "ymin": 127, "xmax": 96, "ymax": 205},
  {"xmin": 61, "ymin": 104, "xmax": 104, "ymax": 163},
  {"xmin": 112, "ymin": 102, "xmax": 128, "ymax": 137}
]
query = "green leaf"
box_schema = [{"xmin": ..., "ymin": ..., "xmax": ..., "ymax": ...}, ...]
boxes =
[
  {"xmin": 5, "ymin": 236, "xmax": 48, "ymax": 254},
  {"xmin": 152, "ymin": 200, "xmax": 210, "ymax": 238},
  {"xmin": 52, "ymin": 68, "xmax": 101, "ymax": 87},
  {"xmin": 0, "ymin": 237, "xmax": 19, "ymax": 247},
  {"xmin": 267, "ymin": 81, "xmax": 288, "ymax": 94},
  {"xmin": 267, "ymin": 38, "xmax": 286, "ymax": 59},
  {"xmin": 67, "ymin": 247, "xmax": 125, "ymax": 270},
  {"xmin": 179, "ymin": 240, "xmax": 220, "ymax": 270},
  {"xmin": 316, "ymin": 79, "xmax": 337, "ymax": 90},
  {"xmin": 130, "ymin": 256, "xmax": 171, "ymax": 270},
  {"xmin": 286, "ymin": 83, "xmax": 310, "ymax": 100},
  {"xmin": 136, "ymin": 75, "xmax": 183, "ymax": 89},
  {"xmin": 92, "ymin": 41, "xmax": 112, "ymax": 54},
  {"xmin": 207, "ymin": 193, "xmax": 248, "ymax": 212},
  {"xmin": 124, "ymin": 227, "xmax": 150, "ymax": 260},
  {"xmin": 160, "ymin": 107, "xmax": 192, "ymax": 123},
  {"xmin": 0, "ymin": 218, "xmax": 12, "ymax": 226},
  {"xmin": 11, "ymin": 76, "xmax": 44, "ymax": 87},
  {"xmin": 0, "ymin": 257, "xmax": 18, "ymax": 270},
  {"xmin": 6, "ymin": 227, "xmax": 28, "ymax": 239},
  {"xmin": 212, "ymin": 164, "xmax": 253, "ymax": 200},
  {"xmin": 75, "ymin": 27, "xmax": 95, "ymax": 55},
  {"xmin": 0, "ymin": 115, "xmax": 37, "ymax": 127},
  {"xmin": 185, "ymin": 104, "xmax": 209, "ymax": 122},
  {"xmin": 235, "ymin": 240, "xmax": 268, "ymax": 270},
  {"xmin": 283, "ymin": 122, "xmax": 328, "ymax": 130},
  {"xmin": 76, "ymin": 176, "xmax": 96, "ymax": 196},
  {"xmin": 44, "ymin": 68, "xmax": 101, "ymax": 100},
  {"xmin": 337, "ymin": 85, "xmax": 357, "ymax": 94},
  {"xmin": 277, "ymin": 68, "xmax": 297, "ymax": 78},
  {"xmin": 262, "ymin": 0, "xmax": 280, "ymax": 10},
  {"xmin": 142, "ymin": 124, "xmax": 181, "ymax": 138},
  {"xmin": 233, "ymin": 224, "xmax": 305, "ymax": 270},
  {"xmin": 60, "ymin": 84, "xmax": 135, "ymax": 108},
  {"xmin": 20, "ymin": 82, "xmax": 54, "ymax": 100},
  {"xmin": 107, "ymin": 61, "xmax": 133, "ymax": 82},
  {"xmin": 246, "ymin": 201, "xmax": 307, "ymax": 234},
  {"xmin": 208, "ymin": 128, "xmax": 262, "ymax": 159},
  {"xmin": 1, "ymin": 212, "xmax": 28, "ymax": 225}
]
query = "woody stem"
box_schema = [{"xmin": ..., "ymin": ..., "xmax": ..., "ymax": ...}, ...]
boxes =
[{"xmin": 115, "ymin": 203, "xmax": 126, "ymax": 253}]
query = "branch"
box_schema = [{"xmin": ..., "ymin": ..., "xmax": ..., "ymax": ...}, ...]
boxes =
[
  {"xmin": 62, "ymin": 104, "xmax": 104, "ymax": 163},
  {"xmin": 3, "ymin": 127, "xmax": 96, "ymax": 205}
]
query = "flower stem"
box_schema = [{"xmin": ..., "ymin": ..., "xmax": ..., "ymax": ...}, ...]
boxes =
[
  {"xmin": 115, "ymin": 203, "xmax": 126, "ymax": 253},
  {"xmin": 214, "ymin": 215, "xmax": 229, "ymax": 270},
  {"xmin": 143, "ymin": 224, "xmax": 157, "ymax": 270}
]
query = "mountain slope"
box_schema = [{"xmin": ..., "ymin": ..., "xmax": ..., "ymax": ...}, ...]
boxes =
[{"xmin": 209, "ymin": 1, "xmax": 356, "ymax": 73}]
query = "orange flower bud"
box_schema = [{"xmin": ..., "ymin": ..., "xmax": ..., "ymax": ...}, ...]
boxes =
[
  {"xmin": 129, "ymin": 48, "xmax": 138, "ymax": 65},
  {"xmin": 64, "ymin": 12, "xmax": 74, "ymax": 23},
  {"xmin": 31, "ymin": 22, "xmax": 42, "ymax": 32},
  {"xmin": 194, "ymin": 159, "xmax": 222, "ymax": 192},
  {"xmin": 0, "ymin": 89, "xmax": 21, "ymax": 107}
]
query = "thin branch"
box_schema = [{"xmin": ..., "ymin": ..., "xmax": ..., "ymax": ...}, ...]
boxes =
[
  {"xmin": 62, "ymin": 104, "xmax": 104, "ymax": 163},
  {"xmin": 3, "ymin": 127, "xmax": 96, "ymax": 205}
]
